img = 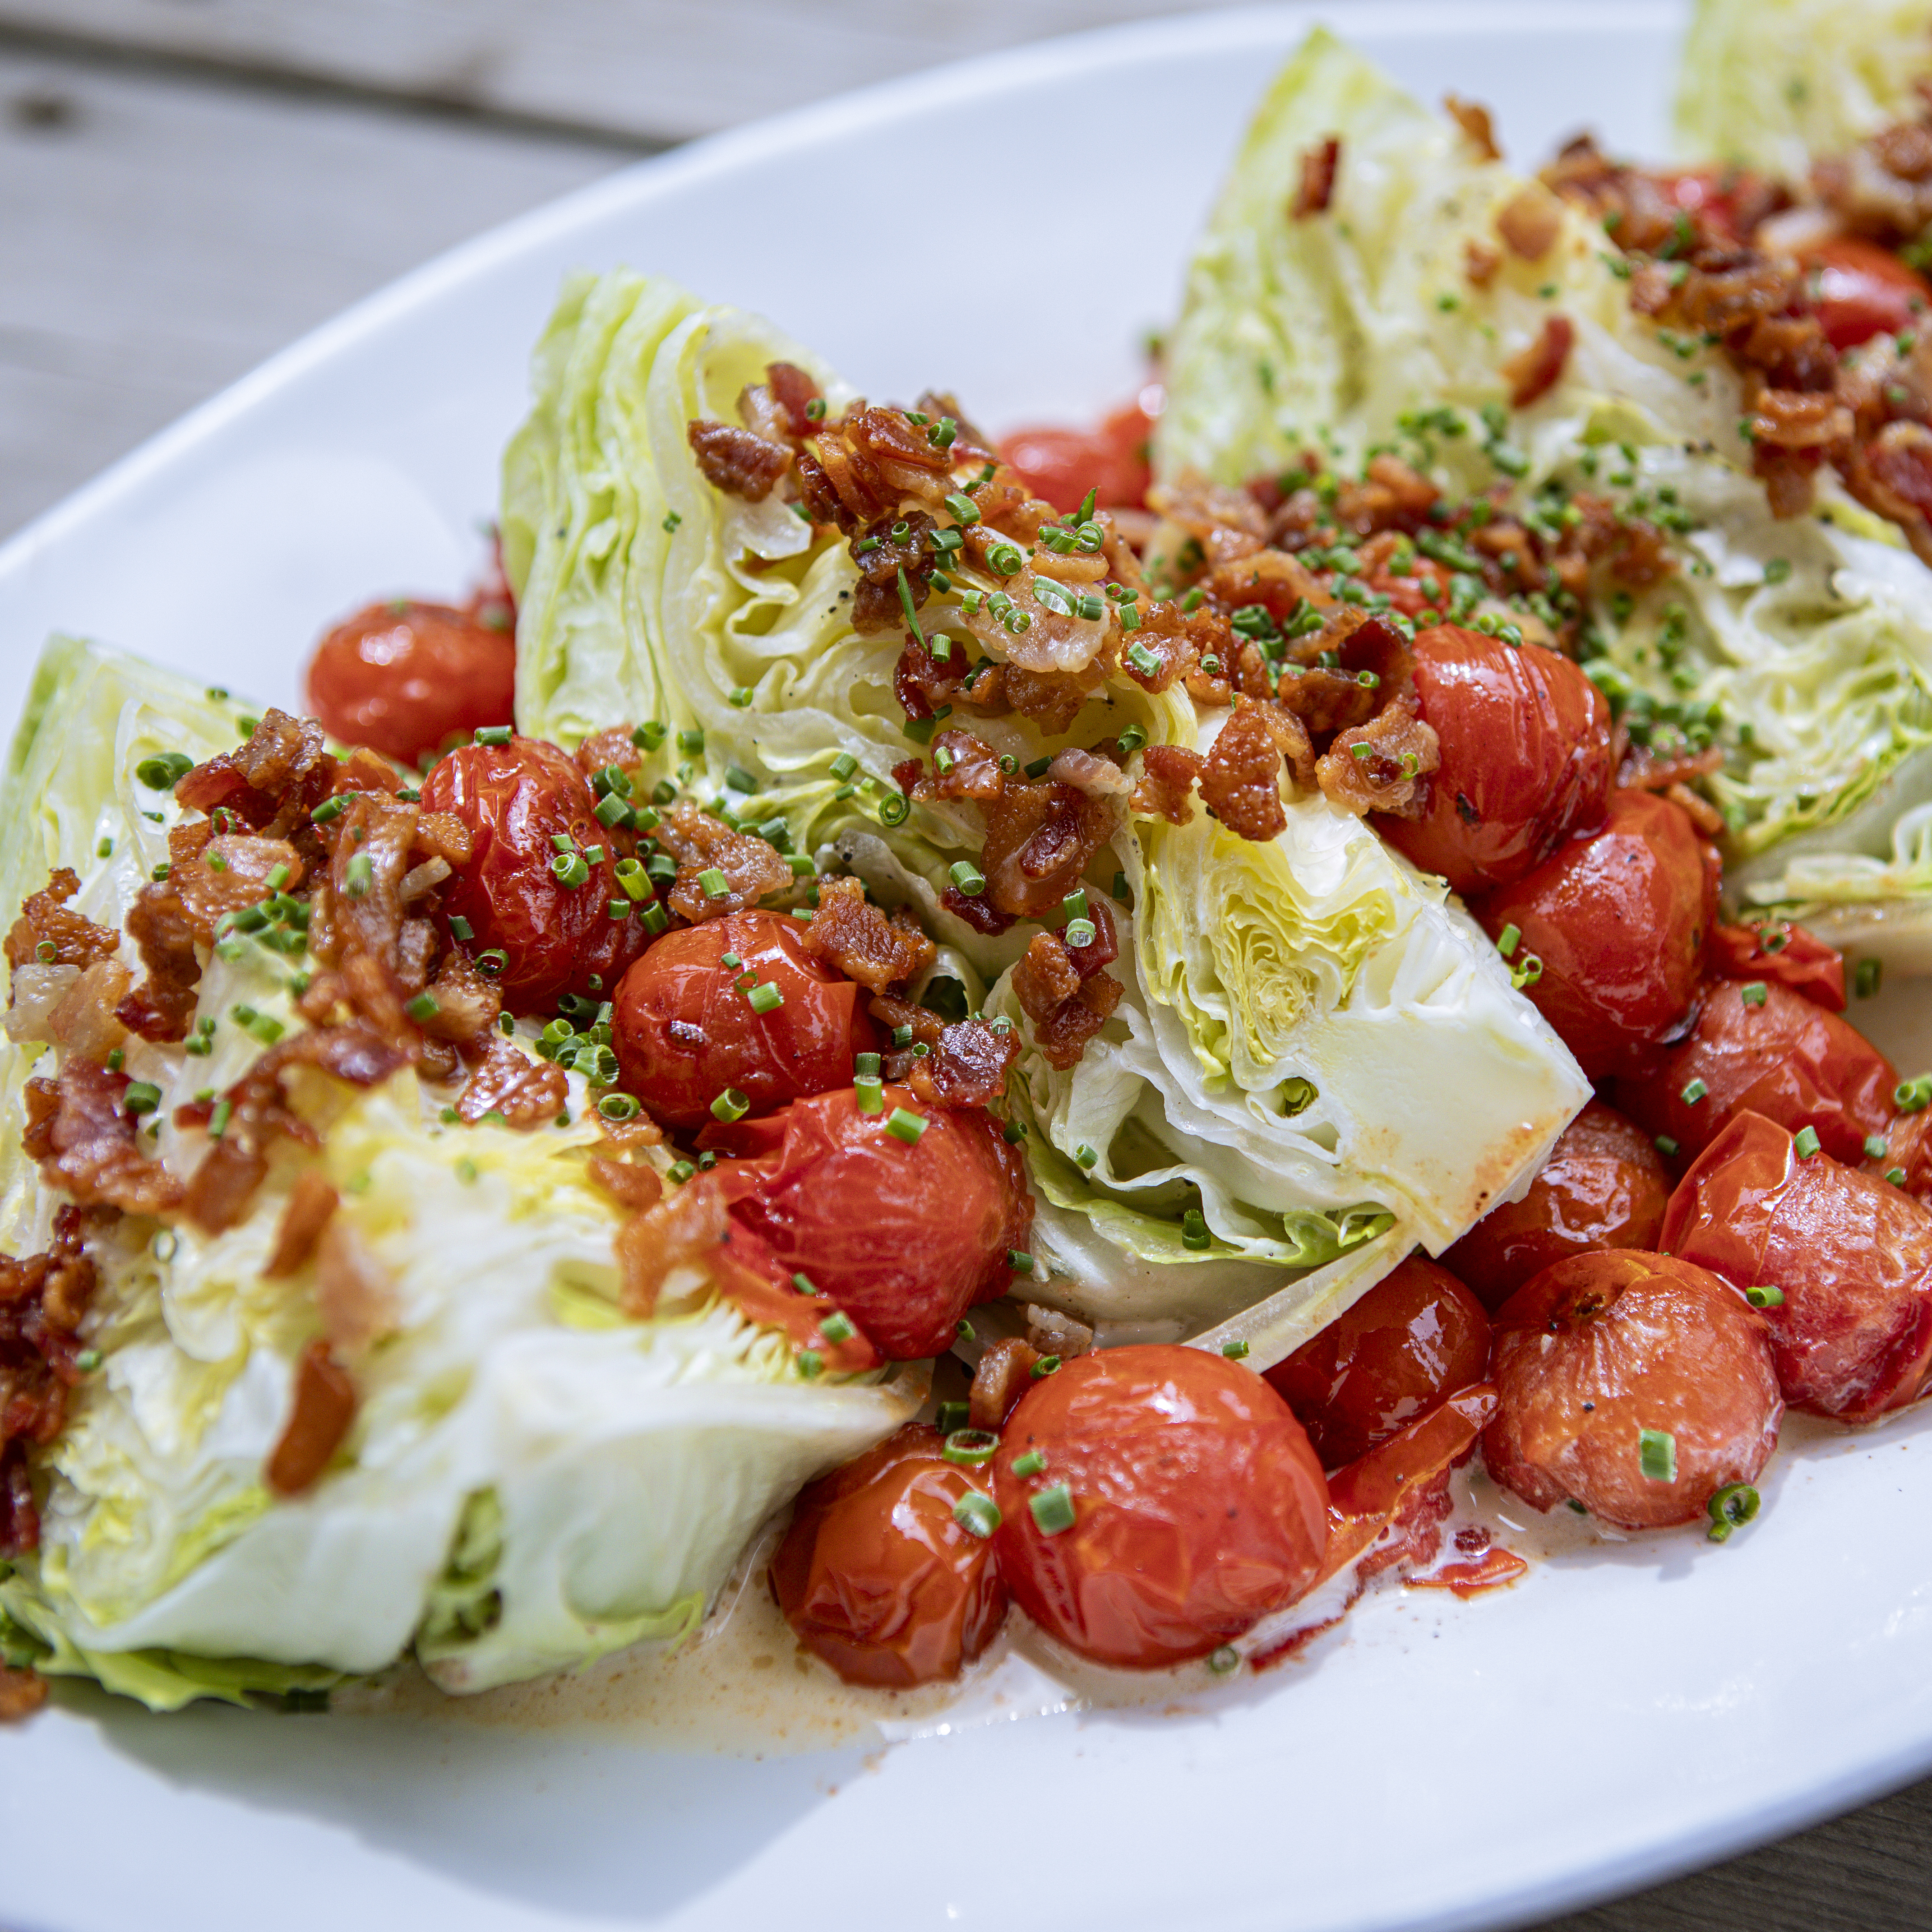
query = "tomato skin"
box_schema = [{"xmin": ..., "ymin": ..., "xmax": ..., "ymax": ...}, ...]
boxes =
[
  {"xmin": 612, "ymin": 912, "xmax": 877, "ymax": 1132},
  {"xmin": 1803, "ymin": 237, "xmax": 1932, "ymax": 353},
  {"xmin": 770, "ymin": 1423, "xmax": 1008, "ymax": 1688},
  {"xmin": 1870, "ymin": 1109, "xmax": 1932, "ymax": 1211},
  {"xmin": 1446, "ymin": 1100, "xmax": 1670, "ymax": 1312},
  {"xmin": 702, "ymin": 1085, "xmax": 1030, "ymax": 1359},
  {"xmin": 420, "ymin": 736, "xmax": 646, "ymax": 1012},
  {"xmin": 1707, "ymin": 918, "xmax": 1846, "ymax": 1012},
  {"xmin": 305, "ymin": 601, "xmax": 515, "ymax": 766},
  {"xmin": 1662, "ymin": 1109, "xmax": 1932, "ymax": 1421},
  {"xmin": 1613, "ymin": 976, "xmax": 1895, "ymax": 1167},
  {"xmin": 992, "ymin": 1345, "xmax": 1328, "ymax": 1669},
  {"xmin": 1474, "ymin": 789, "xmax": 1714, "ymax": 1079},
  {"xmin": 1376, "ymin": 624, "xmax": 1614, "ymax": 896},
  {"xmin": 1000, "ymin": 400, "xmax": 1154, "ymax": 514},
  {"xmin": 1484, "ymin": 1249, "xmax": 1782, "ymax": 1529},
  {"xmin": 1264, "ymin": 1256, "xmax": 1491, "ymax": 1469}
]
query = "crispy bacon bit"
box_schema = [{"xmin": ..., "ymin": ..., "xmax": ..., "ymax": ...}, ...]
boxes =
[
  {"xmin": 1319, "ymin": 693, "xmax": 1441, "ymax": 817},
  {"xmin": 911, "ymin": 729, "xmax": 1004, "ymax": 803},
  {"xmin": 1619, "ymin": 740, "xmax": 1724, "ymax": 792},
  {"xmin": 1065, "ymin": 898, "xmax": 1119, "ymax": 978},
  {"xmin": 979, "ymin": 774, "xmax": 1117, "ymax": 921},
  {"xmin": 1033, "ymin": 974, "xmax": 1123, "ymax": 1070},
  {"xmin": 969, "ymin": 1336, "xmax": 1041, "ymax": 1430},
  {"xmin": 412, "ymin": 810, "xmax": 474, "ymax": 870},
  {"xmin": 1294, "ymin": 135, "xmax": 1341, "ymax": 218},
  {"xmin": 1502, "ymin": 314, "xmax": 1575, "ymax": 409},
  {"xmin": 264, "ymin": 1169, "xmax": 340, "ymax": 1278},
  {"xmin": 5, "ymin": 869, "xmax": 119, "ymax": 976},
  {"xmin": 456, "ymin": 1034, "xmax": 568, "ymax": 1128},
  {"xmin": 115, "ymin": 878, "xmax": 202, "ymax": 1043},
  {"xmin": 766, "ymin": 362, "xmax": 823, "ymax": 440},
  {"xmin": 1001, "ymin": 664, "xmax": 1097, "ymax": 735},
  {"xmin": 172, "ymin": 835, "xmax": 305, "ymax": 943},
  {"xmin": 264, "ymin": 1340, "xmax": 356, "ymax": 1497},
  {"xmin": 178, "ymin": 708, "xmax": 335, "ymax": 839},
  {"xmin": 1444, "ymin": 93, "xmax": 1499, "ymax": 161},
  {"xmin": 186, "ymin": 1024, "xmax": 406, "ymax": 1234},
  {"xmin": 940, "ymin": 884, "xmax": 1015, "ymax": 935},
  {"xmin": 0, "ymin": 1206, "xmax": 97, "ymax": 1555},
  {"xmin": 1132, "ymin": 744, "xmax": 1205, "ymax": 825},
  {"xmin": 1664, "ymin": 781, "xmax": 1728, "ymax": 839},
  {"xmin": 804, "ymin": 875, "xmax": 937, "ymax": 993},
  {"xmin": 686, "ymin": 419, "xmax": 791, "ymax": 501},
  {"xmin": 313, "ymin": 1218, "xmax": 397, "ymax": 1352},
  {"xmin": 46, "ymin": 961, "xmax": 131, "ymax": 1064},
  {"xmin": 587, "ymin": 1153, "xmax": 664, "ymax": 1212},
  {"xmin": 0, "ymin": 1666, "xmax": 46, "ymax": 1720},
  {"xmin": 34, "ymin": 1056, "xmax": 185, "ymax": 1216},
  {"xmin": 1749, "ymin": 387, "xmax": 1853, "ymax": 451},
  {"xmin": 1199, "ymin": 704, "xmax": 1294, "ymax": 842},
  {"xmin": 616, "ymin": 1170, "xmax": 734, "ymax": 1319},
  {"xmin": 850, "ymin": 509, "xmax": 937, "ymax": 635},
  {"xmin": 1496, "ymin": 183, "xmax": 1564, "ymax": 260},
  {"xmin": 1025, "ymin": 1302, "xmax": 1094, "ymax": 1360},
  {"xmin": 656, "ymin": 801, "xmax": 792, "ymax": 924},
  {"xmin": 416, "ymin": 949, "xmax": 500, "ymax": 1048},
  {"xmin": 1013, "ymin": 933, "xmax": 1081, "ymax": 1021},
  {"xmin": 1464, "ymin": 236, "xmax": 1502, "ymax": 287},
  {"xmin": 906, "ymin": 1020, "xmax": 1022, "ymax": 1109}
]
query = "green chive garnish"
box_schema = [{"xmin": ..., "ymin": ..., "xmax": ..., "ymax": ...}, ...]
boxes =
[
  {"xmin": 943, "ymin": 1429, "xmax": 998, "ymax": 1466},
  {"xmin": 1793, "ymin": 1126, "xmax": 1821, "ymax": 1158},
  {"xmin": 820, "ymin": 1312, "xmax": 855, "ymax": 1344},
  {"xmin": 949, "ymin": 860, "xmax": 987, "ymax": 896},
  {"xmin": 1222, "ymin": 1339, "xmax": 1249, "ymax": 1359},
  {"xmin": 1013, "ymin": 1449, "xmax": 1046, "ymax": 1477},
  {"xmin": 1707, "ymin": 1482, "xmax": 1760, "ymax": 1543},
  {"xmin": 1637, "ymin": 1428, "xmax": 1677, "ymax": 1482},
  {"xmin": 473, "ymin": 725, "xmax": 512, "ymax": 746},
  {"xmin": 885, "ymin": 1107, "xmax": 927, "ymax": 1145},
  {"xmin": 1030, "ymin": 1484, "xmax": 1076, "ymax": 1535},
  {"xmin": 1681, "ymin": 1078, "xmax": 1709, "ymax": 1105},
  {"xmin": 952, "ymin": 1492, "xmax": 999, "ymax": 1538},
  {"xmin": 1745, "ymin": 1285, "xmax": 1785, "ymax": 1308},
  {"xmin": 710, "ymin": 1088, "xmax": 749, "ymax": 1123}
]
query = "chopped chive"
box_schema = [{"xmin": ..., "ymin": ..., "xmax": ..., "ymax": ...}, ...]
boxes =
[
  {"xmin": 1681, "ymin": 1077, "xmax": 1709, "ymax": 1105},
  {"xmin": 1031, "ymin": 1354, "xmax": 1061, "ymax": 1378},
  {"xmin": 728, "ymin": 686, "xmax": 754, "ymax": 708},
  {"xmin": 1064, "ymin": 918, "xmax": 1096, "ymax": 949},
  {"xmin": 698, "ymin": 866, "xmax": 730, "ymax": 898},
  {"xmin": 597, "ymin": 1092, "xmax": 639, "ymax": 1120},
  {"xmin": 854, "ymin": 1051, "xmax": 882, "ymax": 1077},
  {"xmin": 593, "ymin": 791, "xmax": 631, "ymax": 828},
  {"xmin": 948, "ymin": 859, "xmax": 987, "ymax": 895},
  {"xmin": 747, "ymin": 981, "xmax": 784, "ymax": 1013},
  {"xmin": 473, "ymin": 725, "xmax": 513, "ymax": 746},
  {"xmin": 710, "ymin": 1087, "xmax": 750, "ymax": 1123},
  {"xmin": 943, "ymin": 1428, "xmax": 998, "ymax": 1466},
  {"xmin": 1061, "ymin": 889, "xmax": 1089, "ymax": 924},
  {"xmin": 1074, "ymin": 1144, "xmax": 1098, "ymax": 1169},
  {"xmin": 878, "ymin": 793, "xmax": 911, "ymax": 827},
  {"xmin": 613, "ymin": 857, "xmax": 649, "ymax": 901},
  {"xmin": 1655, "ymin": 1134, "xmax": 1679, "ymax": 1156},
  {"xmin": 829, "ymin": 752, "xmax": 858, "ymax": 781},
  {"xmin": 952, "ymin": 1491, "xmax": 1000, "ymax": 1538},
  {"xmin": 791, "ymin": 1271, "xmax": 821, "ymax": 1298},
  {"xmin": 1221, "ymin": 1339, "xmax": 1249, "ymax": 1359},
  {"xmin": 678, "ymin": 728, "xmax": 705, "ymax": 757},
  {"xmin": 208, "ymin": 1098, "xmax": 233, "ymax": 1139},
  {"xmin": 1706, "ymin": 1482, "xmax": 1761, "ymax": 1543},
  {"xmin": 1855, "ymin": 958, "xmax": 1883, "ymax": 999},
  {"xmin": 1889, "ymin": 1167, "xmax": 1908, "ymax": 1187},
  {"xmin": 1024, "ymin": 756, "xmax": 1053, "ymax": 780},
  {"xmin": 1012, "ymin": 1449, "xmax": 1049, "ymax": 1481},
  {"xmin": 886, "ymin": 1107, "xmax": 928, "ymax": 1145},
  {"xmin": 1207, "ymin": 1644, "xmax": 1241, "ymax": 1674},
  {"xmin": 1029, "ymin": 1484, "xmax": 1076, "ymax": 1535},
  {"xmin": 820, "ymin": 1311, "xmax": 856, "ymax": 1345},
  {"xmin": 405, "ymin": 992, "xmax": 439, "ymax": 1022},
  {"xmin": 634, "ymin": 721, "xmax": 668, "ymax": 752},
  {"xmin": 1008, "ymin": 1249, "xmax": 1035, "ymax": 1275},
  {"xmin": 551, "ymin": 851, "xmax": 591, "ymax": 888},
  {"xmin": 1495, "ymin": 923, "xmax": 1521, "ymax": 959},
  {"xmin": 1865, "ymin": 1133, "xmax": 1890, "ymax": 1160},
  {"xmin": 725, "ymin": 763, "xmax": 758, "ymax": 793},
  {"xmin": 339, "ymin": 852, "xmax": 373, "ymax": 897},
  {"xmin": 797, "ymin": 1349, "xmax": 823, "ymax": 1380},
  {"xmin": 1745, "ymin": 1285, "xmax": 1785, "ymax": 1308},
  {"xmin": 667, "ymin": 1159, "xmax": 696, "ymax": 1183},
  {"xmin": 449, "ymin": 915, "xmax": 474, "ymax": 940},
  {"xmin": 123, "ymin": 1081, "xmax": 162, "ymax": 1119},
  {"xmin": 1182, "ymin": 1208, "xmax": 1211, "ymax": 1251},
  {"xmin": 1793, "ymin": 1126, "xmax": 1821, "ymax": 1159},
  {"xmin": 134, "ymin": 750, "xmax": 195, "ymax": 790},
  {"xmin": 1637, "ymin": 1428, "xmax": 1677, "ymax": 1483},
  {"xmin": 943, "ymin": 492, "xmax": 981, "ymax": 527},
  {"xmin": 1739, "ymin": 981, "xmax": 1768, "ymax": 1008},
  {"xmin": 475, "ymin": 948, "xmax": 509, "ymax": 978},
  {"xmin": 855, "ymin": 1076, "xmax": 884, "ymax": 1114}
]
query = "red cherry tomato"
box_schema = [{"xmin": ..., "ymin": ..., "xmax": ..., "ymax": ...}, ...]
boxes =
[
  {"xmin": 1654, "ymin": 168, "xmax": 1752, "ymax": 249},
  {"xmin": 1662, "ymin": 1109, "xmax": 1932, "ymax": 1421},
  {"xmin": 1376, "ymin": 624, "xmax": 1614, "ymax": 896},
  {"xmin": 702, "ymin": 1085, "xmax": 1030, "ymax": 1359},
  {"xmin": 419, "ymin": 735, "xmax": 646, "ymax": 1013},
  {"xmin": 1706, "ymin": 917, "xmax": 1846, "ymax": 1011},
  {"xmin": 612, "ymin": 911, "xmax": 877, "ymax": 1132},
  {"xmin": 1613, "ymin": 976, "xmax": 1895, "ymax": 1166},
  {"xmin": 1484, "ymin": 1249, "xmax": 1782, "ymax": 1529},
  {"xmin": 1000, "ymin": 399, "xmax": 1154, "ymax": 515},
  {"xmin": 1263, "ymin": 1256, "xmax": 1491, "ymax": 1470},
  {"xmin": 1474, "ymin": 788, "xmax": 1714, "ymax": 1079},
  {"xmin": 1803, "ymin": 237, "xmax": 1932, "ymax": 353},
  {"xmin": 305, "ymin": 601, "xmax": 516, "ymax": 767},
  {"xmin": 1446, "ymin": 1100, "xmax": 1670, "ymax": 1312},
  {"xmin": 991, "ymin": 1345, "xmax": 1328, "ymax": 1669},
  {"xmin": 770, "ymin": 1423, "xmax": 1008, "ymax": 1688},
  {"xmin": 1870, "ymin": 1108, "xmax": 1932, "ymax": 1210}
]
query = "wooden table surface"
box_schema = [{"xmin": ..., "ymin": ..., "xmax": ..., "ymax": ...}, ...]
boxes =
[{"xmin": 2, "ymin": 4, "xmax": 1928, "ymax": 1926}]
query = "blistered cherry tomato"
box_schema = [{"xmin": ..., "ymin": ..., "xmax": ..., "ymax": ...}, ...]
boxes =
[
  {"xmin": 1474, "ymin": 788, "xmax": 1714, "ymax": 1079},
  {"xmin": 770, "ymin": 1423, "xmax": 1008, "ymax": 1688},
  {"xmin": 1871, "ymin": 1109, "xmax": 1932, "ymax": 1211},
  {"xmin": 612, "ymin": 911, "xmax": 877, "ymax": 1132},
  {"xmin": 305, "ymin": 601, "xmax": 516, "ymax": 767},
  {"xmin": 1484, "ymin": 1249, "xmax": 1782, "ymax": 1529},
  {"xmin": 1803, "ymin": 237, "xmax": 1932, "ymax": 353},
  {"xmin": 992, "ymin": 1345, "xmax": 1328, "ymax": 1669},
  {"xmin": 703, "ymin": 1085, "xmax": 1030, "ymax": 1359},
  {"xmin": 1446, "ymin": 1100, "xmax": 1670, "ymax": 1311},
  {"xmin": 1264, "ymin": 1256, "xmax": 1490, "ymax": 1469},
  {"xmin": 1376, "ymin": 624, "xmax": 1614, "ymax": 896},
  {"xmin": 1663, "ymin": 1109, "xmax": 1932, "ymax": 1420},
  {"xmin": 420, "ymin": 735, "xmax": 645, "ymax": 1012},
  {"xmin": 1613, "ymin": 976, "xmax": 1895, "ymax": 1166},
  {"xmin": 1653, "ymin": 168, "xmax": 1752, "ymax": 250},
  {"xmin": 1707, "ymin": 917, "xmax": 1846, "ymax": 1011},
  {"xmin": 1000, "ymin": 397, "xmax": 1155, "ymax": 514}
]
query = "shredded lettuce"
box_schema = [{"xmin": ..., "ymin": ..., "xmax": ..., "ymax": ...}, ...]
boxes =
[{"xmin": 1676, "ymin": 0, "xmax": 1932, "ymax": 181}]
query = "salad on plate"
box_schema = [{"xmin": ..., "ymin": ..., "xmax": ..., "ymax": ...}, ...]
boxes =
[{"xmin": 7, "ymin": 0, "xmax": 1932, "ymax": 1719}]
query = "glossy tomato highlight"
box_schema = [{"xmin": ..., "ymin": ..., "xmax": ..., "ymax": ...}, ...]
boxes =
[
  {"xmin": 1803, "ymin": 237, "xmax": 1932, "ymax": 352},
  {"xmin": 992, "ymin": 1345, "xmax": 1328, "ymax": 1669},
  {"xmin": 306, "ymin": 601, "xmax": 515, "ymax": 767},
  {"xmin": 1376, "ymin": 624, "xmax": 1613, "ymax": 895},
  {"xmin": 1484, "ymin": 1250, "xmax": 1782, "ymax": 1529},
  {"xmin": 771, "ymin": 1424, "xmax": 1008, "ymax": 1688},
  {"xmin": 703, "ymin": 1085, "xmax": 1030, "ymax": 1360},
  {"xmin": 1264, "ymin": 1255, "xmax": 1490, "ymax": 1469},
  {"xmin": 613, "ymin": 911, "xmax": 877, "ymax": 1132},
  {"xmin": 1000, "ymin": 396, "xmax": 1155, "ymax": 514},
  {"xmin": 1614, "ymin": 976, "xmax": 1895, "ymax": 1165},
  {"xmin": 1474, "ymin": 788, "xmax": 1714, "ymax": 1079},
  {"xmin": 1707, "ymin": 917, "xmax": 1846, "ymax": 1012},
  {"xmin": 1446, "ymin": 1100, "xmax": 1670, "ymax": 1311},
  {"xmin": 1662, "ymin": 1109, "xmax": 1932, "ymax": 1421},
  {"xmin": 421, "ymin": 735, "xmax": 646, "ymax": 1012}
]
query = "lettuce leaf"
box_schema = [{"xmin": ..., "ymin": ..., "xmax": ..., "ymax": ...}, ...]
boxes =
[{"xmin": 1676, "ymin": 0, "xmax": 1932, "ymax": 181}]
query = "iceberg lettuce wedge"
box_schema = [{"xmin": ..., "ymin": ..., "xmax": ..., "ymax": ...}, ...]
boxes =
[{"xmin": 0, "ymin": 636, "xmax": 920, "ymax": 1706}]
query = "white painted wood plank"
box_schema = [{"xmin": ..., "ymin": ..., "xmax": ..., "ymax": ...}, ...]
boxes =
[
  {"xmin": 0, "ymin": 46, "xmax": 618, "ymax": 537},
  {"xmin": 0, "ymin": 0, "xmax": 1262, "ymax": 141}
]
